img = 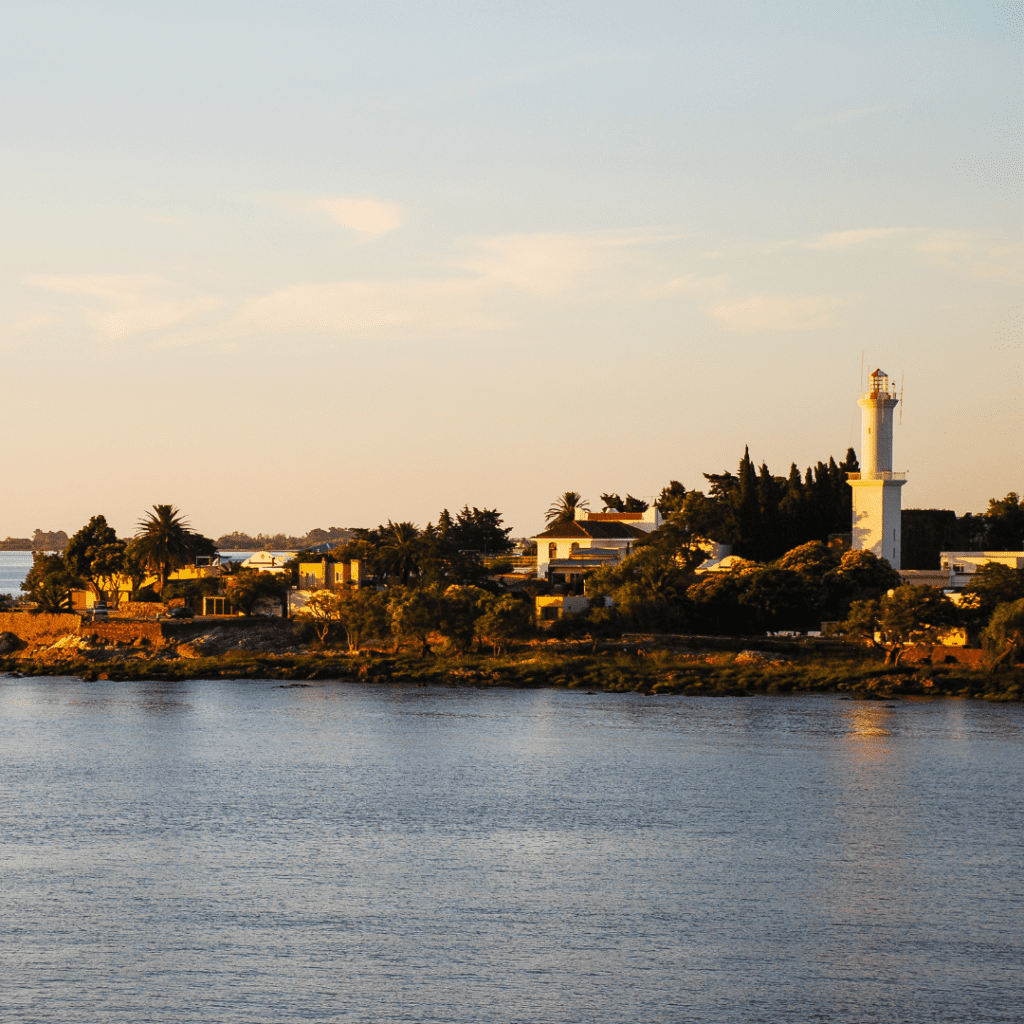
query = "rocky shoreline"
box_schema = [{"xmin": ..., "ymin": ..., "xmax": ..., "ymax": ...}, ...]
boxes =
[{"xmin": 0, "ymin": 617, "xmax": 1020, "ymax": 700}]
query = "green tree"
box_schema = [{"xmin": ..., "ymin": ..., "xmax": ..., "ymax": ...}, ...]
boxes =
[
  {"xmin": 377, "ymin": 521, "xmax": 421, "ymax": 584},
  {"xmin": 775, "ymin": 540, "xmax": 840, "ymax": 579},
  {"xmin": 446, "ymin": 506, "xmax": 514, "ymax": 554},
  {"xmin": 545, "ymin": 491, "xmax": 589, "ymax": 525},
  {"xmin": 121, "ymin": 538, "xmax": 153, "ymax": 598},
  {"xmin": 984, "ymin": 493, "xmax": 1024, "ymax": 550},
  {"xmin": 822, "ymin": 548, "xmax": 902, "ymax": 619},
  {"xmin": 600, "ymin": 493, "xmax": 650, "ymax": 513},
  {"xmin": 656, "ymin": 480, "xmax": 688, "ymax": 518},
  {"xmin": 965, "ymin": 562, "xmax": 1024, "ymax": 617},
  {"xmin": 687, "ymin": 570, "xmax": 758, "ymax": 635},
  {"xmin": 65, "ymin": 515, "xmax": 126, "ymax": 603},
  {"xmin": 439, "ymin": 585, "xmax": 492, "ymax": 652},
  {"xmin": 298, "ymin": 590, "xmax": 345, "ymax": 643},
  {"xmin": 227, "ymin": 570, "xmax": 289, "ymax": 615},
  {"xmin": 475, "ymin": 594, "xmax": 534, "ymax": 655},
  {"xmin": 981, "ymin": 598, "xmax": 1024, "ymax": 671},
  {"xmin": 388, "ymin": 585, "xmax": 442, "ymax": 656},
  {"xmin": 840, "ymin": 586, "xmax": 957, "ymax": 665},
  {"xmin": 161, "ymin": 575, "xmax": 222, "ymax": 611},
  {"xmin": 133, "ymin": 505, "xmax": 216, "ymax": 590},
  {"xmin": 336, "ymin": 588, "xmax": 389, "ymax": 652},
  {"xmin": 23, "ymin": 552, "xmax": 74, "ymax": 612},
  {"xmin": 738, "ymin": 567, "xmax": 819, "ymax": 632}
]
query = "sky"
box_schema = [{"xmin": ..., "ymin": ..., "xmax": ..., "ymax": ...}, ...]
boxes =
[{"xmin": 1, "ymin": 1, "xmax": 1020, "ymax": 541}]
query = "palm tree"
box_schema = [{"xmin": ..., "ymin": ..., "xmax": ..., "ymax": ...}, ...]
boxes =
[
  {"xmin": 134, "ymin": 504, "xmax": 201, "ymax": 591},
  {"xmin": 377, "ymin": 521, "xmax": 421, "ymax": 585},
  {"xmin": 545, "ymin": 491, "xmax": 589, "ymax": 525}
]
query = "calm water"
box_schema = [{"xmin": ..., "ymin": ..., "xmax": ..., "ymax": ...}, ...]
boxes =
[
  {"xmin": 0, "ymin": 681, "xmax": 1021, "ymax": 1023},
  {"xmin": 0, "ymin": 551, "xmax": 34, "ymax": 597}
]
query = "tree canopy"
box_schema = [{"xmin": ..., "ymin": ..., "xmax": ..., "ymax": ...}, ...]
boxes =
[
  {"xmin": 654, "ymin": 446, "xmax": 860, "ymax": 562},
  {"xmin": 545, "ymin": 492, "xmax": 589, "ymax": 526},
  {"xmin": 133, "ymin": 505, "xmax": 216, "ymax": 589}
]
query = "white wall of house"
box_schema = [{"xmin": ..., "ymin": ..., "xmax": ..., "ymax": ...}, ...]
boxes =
[
  {"xmin": 535, "ymin": 536, "xmax": 634, "ymax": 579},
  {"xmin": 940, "ymin": 551, "xmax": 1024, "ymax": 588}
]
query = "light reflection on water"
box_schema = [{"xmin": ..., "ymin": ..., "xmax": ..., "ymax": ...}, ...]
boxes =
[{"xmin": 0, "ymin": 680, "xmax": 1021, "ymax": 1023}]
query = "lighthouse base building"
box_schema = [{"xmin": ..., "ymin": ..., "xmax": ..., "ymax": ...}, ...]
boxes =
[{"xmin": 849, "ymin": 369, "xmax": 906, "ymax": 570}]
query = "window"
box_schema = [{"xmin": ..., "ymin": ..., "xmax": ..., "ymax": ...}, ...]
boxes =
[
  {"xmin": 541, "ymin": 607, "xmax": 559, "ymax": 621},
  {"xmin": 570, "ymin": 542, "xmax": 579, "ymax": 555},
  {"xmin": 548, "ymin": 542, "xmax": 557, "ymax": 560}
]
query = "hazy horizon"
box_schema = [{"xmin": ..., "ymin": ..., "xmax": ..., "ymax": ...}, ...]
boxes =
[{"xmin": 2, "ymin": 2, "xmax": 1020, "ymax": 540}]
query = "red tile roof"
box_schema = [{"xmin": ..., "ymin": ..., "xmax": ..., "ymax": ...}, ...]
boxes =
[{"xmin": 533, "ymin": 520, "xmax": 646, "ymax": 540}]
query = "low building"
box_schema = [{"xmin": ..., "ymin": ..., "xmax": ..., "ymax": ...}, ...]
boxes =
[
  {"xmin": 900, "ymin": 551, "xmax": 1024, "ymax": 590},
  {"xmin": 297, "ymin": 558, "xmax": 363, "ymax": 590},
  {"xmin": 240, "ymin": 551, "xmax": 291, "ymax": 573},
  {"xmin": 536, "ymin": 594, "xmax": 591, "ymax": 623},
  {"xmin": 941, "ymin": 551, "xmax": 1024, "ymax": 589}
]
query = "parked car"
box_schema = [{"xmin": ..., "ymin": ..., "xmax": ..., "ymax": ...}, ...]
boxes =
[{"xmin": 162, "ymin": 606, "xmax": 194, "ymax": 620}]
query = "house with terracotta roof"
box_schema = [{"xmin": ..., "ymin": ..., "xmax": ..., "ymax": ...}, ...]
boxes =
[{"xmin": 532, "ymin": 506, "xmax": 663, "ymax": 588}]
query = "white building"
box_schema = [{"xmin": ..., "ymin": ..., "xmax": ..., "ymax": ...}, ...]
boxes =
[
  {"xmin": 240, "ymin": 551, "xmax": 291, "ymax": 573},
  {"xmin": 940, "ymin": 551, "xmax": 1024, "ymax": 589},
  {"xmin": 532, "ymin": 507, "xmax": 661, "ymax": 583},
  {"xmin": 848, "ymin": 369, "xmax": 907, "ymax": 569}
]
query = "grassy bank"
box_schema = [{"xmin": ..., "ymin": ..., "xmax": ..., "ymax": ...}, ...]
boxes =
[{"xmin": 3, "ymin": 648, "xmax": 1022, "ymax": 701}]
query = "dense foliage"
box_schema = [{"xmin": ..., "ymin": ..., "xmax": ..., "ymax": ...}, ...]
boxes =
[
  {"xmin": 330, "ymin": 505, "xmax": 514, "ymax": 588},
  {"xmin": 653, "ymin": 446, "xmax": 861, "ymax": 562}
]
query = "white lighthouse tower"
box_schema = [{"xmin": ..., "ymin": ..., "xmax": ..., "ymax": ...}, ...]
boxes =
[{"xmin": 849, "ymin": 369, "xmax": 906, "ymax": 569}]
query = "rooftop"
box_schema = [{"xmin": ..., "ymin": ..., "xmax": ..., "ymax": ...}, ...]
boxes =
[{"xmin": 533, "ymin": 520, "xmax": 648, "ymax": 541}]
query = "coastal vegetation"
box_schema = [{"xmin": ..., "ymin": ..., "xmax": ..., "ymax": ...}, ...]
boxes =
[
  {"xmin": 3, "ymin": 454, "xmax": 1024, "ymax": 695},
  {"xmin": 3, "ymin": 640, "xmax": 1021, "ymax": 703}
]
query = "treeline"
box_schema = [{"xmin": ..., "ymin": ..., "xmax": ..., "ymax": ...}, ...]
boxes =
[
  {"xmin": 0, "ymin": 530, "xmax": 70, "ymax": 551},
  {"xmin": 655, "ymin": 447, "xmax": 860, "ymax": 562},
  {"xmin": 582, "ymin": 536, "xmax": 903, "ymax": 636},
  {"xmin": 327, "ymin": 506, "xmax": 515, "ymax": 587},
  {"xmin": 215, "ymin": 527, "xmax": 355, "ymax": 550},
  {"xmin": 297, "ymin": 584, "xmax": 532, "ymax": 656},
  {"xmin": 902, "ymin": 495, "xmax": 1024, "ymax": 569}
]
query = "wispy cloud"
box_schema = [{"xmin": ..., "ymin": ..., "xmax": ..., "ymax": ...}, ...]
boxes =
[
  {"xmin": 663, "ymin": 273, "xmax": 728, "ymax": 295},
  {"xmin": 807, "ymin": 227, "xmax": 911, "ymax": 250},
  {"xmin": 462, "ymin": 233, "xmax": 625, "ymax": 294},
  {"xmin": 234, "ymin": 278, "xmax": 499, "ymax": 338},
  {"xmin": 304, "ymin": 195, "xmax": 404, "ymax": 237},
  {"xmin": 267, "ymin": 193, "xmax": 404, "ymax": 238},
  {"xmin": 773, "ymin": 227, "xmax": 913, "ymax": 252},
  {"xmin": 915, "ymin": 232, "xmax": 1023, "ymax": 280},
  {"xmin": 707, "ymin": 293, "xmax": 844, "ymax": 332},
  {"xmin": 27, "ymin": 273, "xmax": 220, "ymax": 339},
  {"xmin": 794, "ymin": 105, "xmax": 886, "ymax": 131}
]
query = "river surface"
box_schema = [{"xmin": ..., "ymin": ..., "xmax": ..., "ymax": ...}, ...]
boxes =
[{"xmin": 1, "ymin": 680, "xmax": 1021, "ymax": 1023}]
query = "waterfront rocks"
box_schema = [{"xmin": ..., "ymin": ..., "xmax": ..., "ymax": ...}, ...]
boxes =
[{"xmin": 0, "ymin": 631, "xmax": 23, "ymax": 654}]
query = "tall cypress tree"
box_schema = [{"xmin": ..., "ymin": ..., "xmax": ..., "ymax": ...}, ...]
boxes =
[
  {"xmin": 757, "ymin": 462, "xmax": 784, "ymax": 560},
  {"xmin": 735, "ymin": 447, "xmax": 761, "ymax": 558}
]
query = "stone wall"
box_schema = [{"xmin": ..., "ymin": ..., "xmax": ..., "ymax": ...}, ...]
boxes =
[
  {"xmin": 86, "ymin": 621, "xmax": 166, "ymax": 645},
  {"xmin": 0, "ymin": 612, "xmax": 81, "ymax": 639},
  {"xmin": 114, "ymin": 603, "xmax": 165, "ymax": 619}
]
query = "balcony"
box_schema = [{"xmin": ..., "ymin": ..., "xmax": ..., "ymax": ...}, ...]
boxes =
[{"xmin": 847, "ymin": 471, "xmax": 907, "ymax": 481}]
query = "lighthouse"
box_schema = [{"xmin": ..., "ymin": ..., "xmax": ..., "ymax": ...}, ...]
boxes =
[{"xmin": 848, "ymin": 369, "xmax": 906, "ymax": 568}]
